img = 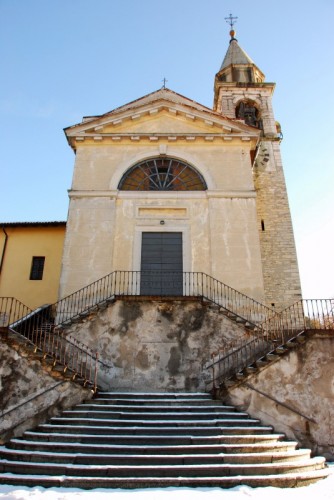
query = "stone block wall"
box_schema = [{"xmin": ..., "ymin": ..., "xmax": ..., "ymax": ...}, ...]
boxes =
[{"xmin": 254, "ymin": 140, "xmax": 302, "ymax": 308}]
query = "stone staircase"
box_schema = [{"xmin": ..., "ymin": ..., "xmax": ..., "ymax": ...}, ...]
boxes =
[{"xmin": 0, "ymin": 392, "xmax": 329, "ymax": 489}]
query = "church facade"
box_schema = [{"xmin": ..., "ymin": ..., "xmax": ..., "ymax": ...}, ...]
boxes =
[{"xmin": 59, "ymin": 30, "xmax": 301, "ymax": 311}]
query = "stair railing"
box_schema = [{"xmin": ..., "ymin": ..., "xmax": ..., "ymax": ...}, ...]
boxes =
[
  {"xmin": 54, "ymin": 270, "xmax": 273, "ymax": 326},
  {"xmin": 0, "ymin": 297, "xmax": 99, "ymax": 391},
  {"xmin": 0, "ymin": 297, "xmax": 32, "ymax": 330},
  {"xmin": 0, "ymin": 272, "xmax": 278, "ymax": 392},
  {"xmin": 205, "ymin": 299, "xmax": 334, "ymax": 388},
  {"xmin": 187, "ymin": 272, "xmax": 273, "ymax": 325}
]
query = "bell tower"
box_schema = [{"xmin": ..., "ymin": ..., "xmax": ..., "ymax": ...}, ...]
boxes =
[{"xmin": 213, "ymin": 16, "xmax": 302, "ymax": 308}]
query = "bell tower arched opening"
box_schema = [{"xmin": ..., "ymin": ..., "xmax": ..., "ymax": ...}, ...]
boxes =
[{"xmin": 235, "ymin": 100, "xmax": 263, "ymax": 129}]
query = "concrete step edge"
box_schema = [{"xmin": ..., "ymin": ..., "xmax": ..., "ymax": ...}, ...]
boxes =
[
  {"xmin": 7, "ymin": 439, "xmax": 300, "ymax": 452},
  {"xmin": 0, "ymin": 453, "xmax": 312, "ymax": 467},
  {"xmin": 35, "ymin": 424, "xmax": 274, "ymax": 434},
  {"xmin": 23, "ymin": 431, "xmax": 287, "ymax": 442}
]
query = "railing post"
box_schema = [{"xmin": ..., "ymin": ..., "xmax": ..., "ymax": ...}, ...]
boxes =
[
  {"xmin": 94, "ymin": 352, "xmax": 99, "ymax": 393},
  {"xmin": 211, "ymin": 352, "xmax": 215, "ymax": 392},
  {"xmin": 8, "ymin": 297, "xmax": 14, "ymax": 327}
]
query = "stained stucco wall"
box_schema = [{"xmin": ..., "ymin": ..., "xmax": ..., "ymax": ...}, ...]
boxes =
[
  {"xmin": 221, "ymin": 332, "xmax": 334, "ymax": 460},
  {"xmin": 0, "ymin": 337, "xmax": 92, "ymax": 443},
  {"xmin": 62, "ymin": 299, "xmax": 250, "ymax": 392},
  {"xmin": 59, "ymin": 134, "xmax": 265, "ymax": 303}
]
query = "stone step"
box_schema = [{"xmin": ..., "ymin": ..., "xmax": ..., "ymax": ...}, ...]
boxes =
[
  {"xmin": 97, "ymin": 392, "xmax": 212, "ymax": 400},
  {"xmin": 23, "ymin": 430, "xmax": 286, "ymax": 445},
  {"xmin": 0, "ymin": 448, "xmax": 311, "ymax": 466},
  {"xmin": 0, "ymin": 456, "xmax": 326, "ymax": 477},
  {"xmin": 48, "ymin": 417, "xmax": 261, "ymax": 427},
  {"xmin": 59, "ymin": 410, "xmax": 248, "ymax": 420},
  {"xmin": 0, "ymin": 469, "xmax": 329, "ymax": 489},
  {"xmin": 0, "ymin": 391, "xmax": 327, "ymax": 490},
  {"xmin": 88, "ymin": 398, "xmax": 226, "ymax": 406},
  {"xmin": 77, "ymin": 404, "xmax": 235, "ymax": 412},
  {"xmin": 35, "ymin": 423, "xmax": 275, "ymax": 436},
  {"xmin": 255, "ymin": 358, "xmax": 268, "ymax": 368},
  {"xmin": 266, "ymin": 353, "xmax": 280, "ymax": 361},
  {"xmin": 6, "ymin": 439, "xmax": 299, "ymax": 455}
]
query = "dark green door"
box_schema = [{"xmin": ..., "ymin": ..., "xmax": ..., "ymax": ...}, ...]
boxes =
[{"xmin": 140, "ymin": 232, "xmax": 183, "ymax": 295}]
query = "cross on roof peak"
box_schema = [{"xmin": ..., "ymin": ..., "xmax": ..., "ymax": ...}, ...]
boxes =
[{"xmin": 224, "ymin": 13, "xmax": 238, "ymax": 29}]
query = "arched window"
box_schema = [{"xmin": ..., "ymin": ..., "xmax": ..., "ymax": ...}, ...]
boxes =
[
  {"xmin": 118, "ymin": 157, "xmax": 207, "ymax": 191},
  {"xmin": 236, "ymin": 101, "xmax": 262, "ymax": 129}
]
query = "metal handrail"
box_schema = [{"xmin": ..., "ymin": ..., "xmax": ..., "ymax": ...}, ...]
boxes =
[
  {"xmin": 0, "ymin": 297, "xmax": 99, "ymax": 391},
  {"xmin": 242, "ymin": 382, "xmax": 317, "ymax": 424},
  {"xmin": 54, "ymin": 270, "xmax": 273, "ymax": 326},
  {"xmin": 3, "ymin": 279, "xmax": 332, "ymax": 393},
  {"xmin": 0, "ymin": 381, "xmax": 65, "ymax": 419},
  {"xmin": 0, "ymin": 272, "xmax": 275, "ymax": 393},
  {"xmin": 205, "ymin": 299, "xmax": 334, "ymax": 387}
]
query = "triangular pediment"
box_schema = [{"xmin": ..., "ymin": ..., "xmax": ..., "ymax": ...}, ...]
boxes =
[{"xmin": 64, "ymin": 88, "xmax": 260, "ymax": 148}]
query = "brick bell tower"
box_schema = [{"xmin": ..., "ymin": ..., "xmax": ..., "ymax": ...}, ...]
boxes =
[{"xmin": 213, "ymin": 16, "xmax": 302, "ymax": 309}]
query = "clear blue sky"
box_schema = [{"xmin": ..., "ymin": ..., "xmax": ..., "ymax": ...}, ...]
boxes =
[{"xmin": 1, "ymin": 0, "xmax": 333, "ymax": 298}]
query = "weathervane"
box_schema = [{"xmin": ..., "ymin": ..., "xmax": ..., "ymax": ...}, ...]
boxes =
[{"xmin": 162, "ymin": 77, "xmax": 168, "ymax": 89}]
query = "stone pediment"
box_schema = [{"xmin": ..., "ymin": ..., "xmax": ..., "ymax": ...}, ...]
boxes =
[{"xmin": 64, "ymin": 88, "xmax": 260, "ymax": 149}]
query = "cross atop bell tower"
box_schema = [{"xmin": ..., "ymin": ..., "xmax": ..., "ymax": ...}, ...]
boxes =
[{"xmin": 224, "ymin": 13, "xmax": 238, "ymax": 30}]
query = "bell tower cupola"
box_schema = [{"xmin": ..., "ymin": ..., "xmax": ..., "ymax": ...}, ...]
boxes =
[{"xmin": 215, "ymin": 28, "xmax": 265, "ymax": 86}]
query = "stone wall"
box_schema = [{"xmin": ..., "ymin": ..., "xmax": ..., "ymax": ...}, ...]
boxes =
[
  {"xmin": 0, "ymin": 336, "xmax": 92, "ymax": 443},
  {"xmin": 63, "ymin": 298, "xmax": 250, "ymax": 392},
  {"xmin": 253, "ymin": 140, "xmax": 302, "ymax": 308},
  {"xmin": 221, "ymin": 332, "xmax": 334, "ymax": 460}
]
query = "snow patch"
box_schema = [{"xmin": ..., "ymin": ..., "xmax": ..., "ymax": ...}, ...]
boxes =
[{"xmin": 0, "ymin": 466, "xmax": 333, "ymax": 500}]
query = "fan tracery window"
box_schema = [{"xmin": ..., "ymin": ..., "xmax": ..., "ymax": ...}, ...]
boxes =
[{"xmin": 118, "ymin": 157, "xmax": 207, "ymax": 191}]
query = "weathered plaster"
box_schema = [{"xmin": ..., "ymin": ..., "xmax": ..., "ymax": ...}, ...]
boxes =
[
  {"xmin": 64, "ymin": 299, "xmax": 250, "ymax": 392},
  {"xmin": 221, "ymin": 333, "xmax": 334, "ymax": 460},
  {"xmin": 59, "ymin": 96, "xmax": 267, "ymax": 306},
  {"xmin": 0, "ymin": 338, "xmax": 92, "ymax": 443}
]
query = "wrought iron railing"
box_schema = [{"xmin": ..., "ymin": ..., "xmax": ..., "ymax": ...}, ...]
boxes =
[
  {"xmin": 4, "ymin": 277, "xmax": 332, "ymax": 393},
  {"xmin": 0, "ymin": 297, "xmax": 99, "ymax": 391},
  {"xmin": 0, "ymin": 272, "xmax": 274, "ymax": 392},
  {"xmin": 204, "ymin": 299, "xmax": 334, "ymax": 388},
  {"xmin": 0, "ymin": 297, "xmax": 32, "ymax": 329},
  {"xmin": 54, "ymin": 270, "xmax": 273, "ymax": 326}
]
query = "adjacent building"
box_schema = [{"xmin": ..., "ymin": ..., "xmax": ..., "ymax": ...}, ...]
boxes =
[{"xmin": 0, "ymin": 222, "xmax": 66, "ymax": 310}]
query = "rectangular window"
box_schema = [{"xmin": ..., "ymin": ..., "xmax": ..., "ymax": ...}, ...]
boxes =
[{"xmin": 30, "ymin": 256, "xmax": 45, "ymax": 280}]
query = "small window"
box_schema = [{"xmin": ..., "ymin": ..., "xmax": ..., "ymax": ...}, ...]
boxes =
[{"xmin": 30, "ymin": 256, "xmax": 45, "ymax": 280}]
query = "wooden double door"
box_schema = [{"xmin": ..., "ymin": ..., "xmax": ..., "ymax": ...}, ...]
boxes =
[{"xmin": 140, "ymin": 232, "xmax": 183, "ymax": 295}]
